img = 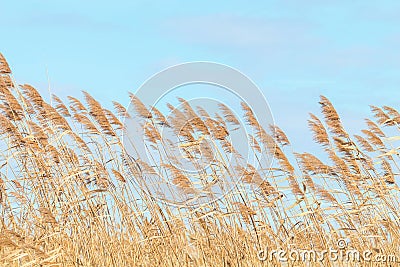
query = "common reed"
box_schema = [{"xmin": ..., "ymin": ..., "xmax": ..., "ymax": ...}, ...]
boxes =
[{"xmin": 0, "ymin": 53, "xmax": 399, "ymax": 266}]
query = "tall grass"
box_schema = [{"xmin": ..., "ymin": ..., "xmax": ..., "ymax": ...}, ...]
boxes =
[{"xmin": 0, "ymin": 53, "xmax": 399, "ymax": 266}]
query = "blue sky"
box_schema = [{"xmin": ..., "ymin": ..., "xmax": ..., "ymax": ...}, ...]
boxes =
[{"xmin": 2, "ymin": 1, "xmax": 400, "ymax": 151}]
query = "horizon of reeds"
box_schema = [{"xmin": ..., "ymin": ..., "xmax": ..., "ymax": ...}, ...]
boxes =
[{"xmin": 0, "ymin": 53, "xmax": 399, "ymax": 266}]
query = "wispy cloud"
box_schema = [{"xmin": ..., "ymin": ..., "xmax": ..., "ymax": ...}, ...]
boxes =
[
  {"xmin": 14, "ymin": 12, "xmax": 124, "ymax": 32},
  {"xmin": 162, "ymin": 11, "xmax": 400, "ymax": 73},
  {"xmin": 163, "ymin": 14, "xmax": 322, "ymax": 48}
]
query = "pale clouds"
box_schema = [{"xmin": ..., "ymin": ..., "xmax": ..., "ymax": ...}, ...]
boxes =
[{"xmin": 163, "ymin": 14, "xmax": 322, "ymax": 48}]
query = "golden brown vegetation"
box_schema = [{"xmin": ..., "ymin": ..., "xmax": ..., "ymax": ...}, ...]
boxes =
[{"xmin": 0, "ymin": 53, "xmax": 399, "ymax": 266}]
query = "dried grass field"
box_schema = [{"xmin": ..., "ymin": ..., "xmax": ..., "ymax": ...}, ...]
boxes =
[{"xmin": 0, "ymin": 53, "xmax": 399, "ymax": 266}]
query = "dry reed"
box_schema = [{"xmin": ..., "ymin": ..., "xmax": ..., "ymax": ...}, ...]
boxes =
[{"xmin": 0, "ymin": 53, "xmax": 399, "ymax": 266}]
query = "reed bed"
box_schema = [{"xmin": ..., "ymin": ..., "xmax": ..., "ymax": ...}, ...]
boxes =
[{"xmin": 0, "ymin": 53, "xmax": 399, "ymax": 266}]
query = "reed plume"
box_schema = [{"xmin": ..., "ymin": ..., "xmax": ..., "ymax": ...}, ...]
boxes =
[{"xmin": 0, "ymin": 54, "xmax": 398, "ymax": 266}]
